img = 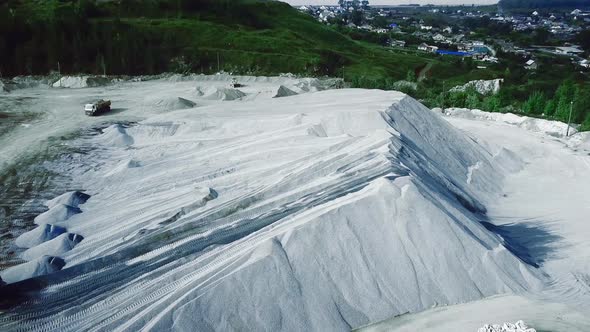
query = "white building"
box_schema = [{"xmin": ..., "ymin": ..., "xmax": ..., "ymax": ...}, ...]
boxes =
[
  {"xmin": 525, "ymin": 59, "xmax": 538, "ymax": 70},
  {"xmin": 433, "ymin": 33, "xmax": 446, "ymax": 42},
  {"xmin": 390, "ymin": 40, "xmax": 406, "ymax": 47},
  {"xmin": 482, "ymin": 56, "xmax": 499, "ymax": 63},
  {"xmin": 418, "ymin": 43, "xmax": 438, "ymax": 53}
]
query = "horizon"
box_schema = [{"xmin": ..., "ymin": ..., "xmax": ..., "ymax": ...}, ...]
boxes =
[{"xmin": 282, "ymin": 0, "xmax": 499, "ymax": 6}]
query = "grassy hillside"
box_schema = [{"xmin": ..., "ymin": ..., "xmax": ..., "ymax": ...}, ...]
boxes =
[
  {"xmin": 0, "ymin": 0, "xmax": 497, "ymax": 85},
  {"xmin": 5, "ymin": 0, "xmax": 588, "ymax": 129}
]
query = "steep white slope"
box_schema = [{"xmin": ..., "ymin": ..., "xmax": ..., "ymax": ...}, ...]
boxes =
[
  {"xmin": 140, "ymin": 178, "xmax": 540, "ymax": 332},
  {"xmin": 0, "ymin": 89, "xmax": 543, "ymax": 331},
  {"xmin": 444, "ymin": 116, "xmax": 590, "ymax": 312}
]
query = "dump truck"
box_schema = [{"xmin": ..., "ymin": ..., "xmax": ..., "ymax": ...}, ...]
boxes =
[{"xmin": 84, "ymin": 100, "xmax": 111, "ymax": 116}]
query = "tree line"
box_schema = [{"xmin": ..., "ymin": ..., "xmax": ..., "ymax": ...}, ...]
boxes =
[
  {"xmin": 436, "ymin": 80, "xmax": 590, "ymax": 131},
  {"xmin": 0, "ymin": 0, "xmax": 306, "ymax": 77},
  {"xmin": 499, "ymin": 0, "xmax": 590, "ymax": 9}
]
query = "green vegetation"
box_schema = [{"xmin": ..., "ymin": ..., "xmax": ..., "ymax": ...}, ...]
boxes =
[
  {"xmin": 1, "ymin": 0, "xmax": 431, "ymax": 80},
  {"xmin": 435, "ymin": 80, "xmax": 590, "ymax": 129},
  {"xmin": 1, "ymin": 0, "xmax": 589, "ymax": 130},
  {"xmin": 0, "ymin": 0, "xmax": 525, "ymax": 83}
]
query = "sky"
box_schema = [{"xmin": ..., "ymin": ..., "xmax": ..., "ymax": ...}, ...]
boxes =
[{"xmin": 282, "ymin": 0, "xmax": 498, "ymax": 5}]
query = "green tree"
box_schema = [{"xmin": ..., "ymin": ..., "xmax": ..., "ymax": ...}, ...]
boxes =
[
  {"xmin": 522, "ymin": 91, "xmax": 546, "ymax": 115},
  {"xmin": 351, "ymin": 10, "xmax": 363, "ymax": 26},
  {"xmin": 373, "ymin": 15, "xmax": 389, "ymax": 29},
  {"xmin": 544, "ymin": 99, "xmax": 557, "ymax": 116},
  {"xmin": 466, "ymin": 91, "xmax": 481, "ymax": 109},
  {"xmin": 576, "ymin": 30, "xmax": 590, "ymax": 53},
  {"xmin": 573, "ymin": 87, "xmax": 590, "ymax": 124},
  {"xmin": 448, "ymin": 91, "xmax": 467, "ymax": 108},
  {"xmin": 580, "ymin": 113, "xmax": 590, "ymax": 132},
  {"xmin": 533, "ymin": 28, "xmax": 550, "ymax": 45},
  {"xmin": 482, "ymin": 95, "xmax": 501, "ymax": 112},
  {"xmin": 554, "ymin": 80, "xmax": 575, "ymax": 121}
]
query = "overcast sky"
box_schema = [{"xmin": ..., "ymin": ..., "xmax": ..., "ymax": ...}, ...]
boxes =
[{"xmin": 282, "ymin": 0, "xmax": 498, "ymax": 5}]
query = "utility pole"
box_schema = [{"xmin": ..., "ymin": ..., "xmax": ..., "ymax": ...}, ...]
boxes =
[
  {"xmin": 566, "ymin": 101, "xmax": 573, "ymax": 137},
  {"xmin": 442, "ymin": 80, "xmax": 446, "ymax": 112}
]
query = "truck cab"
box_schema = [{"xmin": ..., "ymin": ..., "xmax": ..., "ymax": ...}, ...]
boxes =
[{"xmin": 84, "ymin": 104, "xmax": 97, "ymax": 116}]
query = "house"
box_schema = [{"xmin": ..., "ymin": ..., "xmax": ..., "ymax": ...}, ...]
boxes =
[
  {"xmin": 579, "ymin": 59, "xmax": 590, "ymax": 68},
  {"xmin": 452, "ymin": 34, "xmax": 465, "ymax": 42},
  {"xmin": 443, "ymin": 26, "xmax": 453, "ymax": 34},
  {"xmin": 525, "ymin": 59, "xmax": 538, "ymax": 70},
  {"xmin": 482, "ymin": 56, "xmax": 499, "ymax": 63},
  {"xmin": 390, "ymin": 40, "xmax": 406, "ymax": 47},
  {"xmin": 457, "ymin": 43, "xmax": 471, "ymax": 52},
  {"xmin": 318, "ymin": 10, "xmax": 335, "ymax": 22},
  {"xmin": 418, "ymin": 43, "xmax": 438, "ymax": 53},
  {"xmin": 420, "ymin": 25, "xmax": 433, "ymax": 31},
  {"xmin": 496, "ymin": 40, "xmax": 515, "ymax": 53},
  {"xmin": 433, "ymin": 33, "xmax": 446, "ymax": 42}
]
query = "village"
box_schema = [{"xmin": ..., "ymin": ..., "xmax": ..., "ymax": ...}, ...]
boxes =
[{"xmin": 298, "ymin": 1, "xmax": 590, "ymax": 70}]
